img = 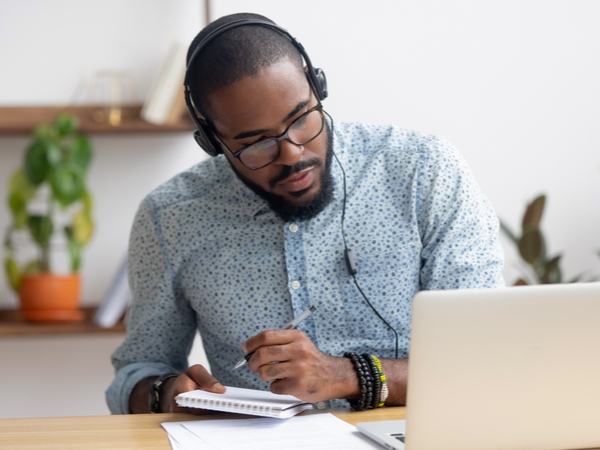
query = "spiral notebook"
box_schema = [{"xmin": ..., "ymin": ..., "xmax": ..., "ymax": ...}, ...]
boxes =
[{"xmin": 175, "ymin": 386, "xmax": 312, "ymax": 419}]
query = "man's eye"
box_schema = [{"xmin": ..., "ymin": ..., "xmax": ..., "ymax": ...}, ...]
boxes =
[{"xmin": 294, "ymin": 114, "xmax": 309, "ymax": 126}]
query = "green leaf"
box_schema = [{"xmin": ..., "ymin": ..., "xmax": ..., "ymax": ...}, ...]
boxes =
[
  {"xmin": 8, "ymin": 193, "xmax": 29, "ymax": 228},
  {"xmin": 24, "ymin": 140, "xmax": 62, "ymax": 185},
  {"xmin": 23, "ymin": 260, "xmax": 42, "ymax": 275},
  {"xmin": 522, "ymin": 195, "xmax": 546, "ymax": 231},
  {"xmin": 24, "ymin": 141, "xmax": 51, "ymax": 185},
  {"xmin": 4, "ymin": 257, "xmax": 21, "ymax": 291},
  {"xmin": 568, "ymin": 273, "xmax": 584, "ymax": 283},
  {"xmin": 499, "ymin": 220, "xmax": 519, "ymax": 245},
  {"xmin": 82, "ymin": 190, "xmax": 94, "ymax": 215},
  {"xmin": 67, "ymin": 136, "xmax": 92, "ymax": 171},
  {"xmin": 540, "ymin": 255, "xmax": 561, "ymax": 284},
  {"xmin": 518, "ymin": 228, "xmax": 543, "ymax": 265},
  {"xmin": 67, "ymin": 233, "xmax": 82, "ymax": 272},
  {"xmin": 33, "ymin": 123, "xmax": 58, "ymax": 141},
  {"xmin": 55, "ymin": 113, "xmax": 79, "ymax": 136},
  {"xmin": 49, "ymin": 163, "xmax": 86, "ymax": 207},
  {"xmin": 72, "ymin": 209, "xmax": 94, "ymax": 246},
  {"xmin": 8, "ymin": 169, "xmax": 37, "ymax": 200},
  {"xmin": 28, "ymin": 215, "xmax": 54, "ymax": 247}
]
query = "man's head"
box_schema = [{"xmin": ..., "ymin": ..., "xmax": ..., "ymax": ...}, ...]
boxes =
[{"xmin": 185, "ymin": 13, "xmax": 334, "ymax": 222}]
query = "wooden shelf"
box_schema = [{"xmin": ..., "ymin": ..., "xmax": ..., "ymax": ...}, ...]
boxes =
[
  {"xmin": 0, "ymin": 307, "xmax": 126, "ymax": 336},
  {"xmin": 0, "ymin": 105, "xmax": 195, "ymax": 135}
]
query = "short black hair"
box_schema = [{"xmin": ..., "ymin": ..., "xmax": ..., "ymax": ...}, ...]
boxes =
[{"xmin": 186, "ymin": 13, "xmax": 304, "ymax": 120}]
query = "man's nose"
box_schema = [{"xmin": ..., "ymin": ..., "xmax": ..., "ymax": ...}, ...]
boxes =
[{"xmin": 274, "ymin": 138, "xmax": 304, "ymax": 166}]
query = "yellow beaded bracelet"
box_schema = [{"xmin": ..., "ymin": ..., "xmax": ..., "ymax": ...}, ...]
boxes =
[{"xmin": 371, "ymin": 355, "xmax": 388, "ymax": 407}]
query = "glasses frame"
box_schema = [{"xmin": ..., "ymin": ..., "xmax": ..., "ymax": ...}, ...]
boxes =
[{"xmin": 213, "ymin": 103, "xmax": 325, "ymax": 170}]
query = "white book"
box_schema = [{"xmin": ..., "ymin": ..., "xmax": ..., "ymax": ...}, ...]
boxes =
[
  {"xmin": 93, "ymin": 255, "xmax": 131, "ymax": 328},
  {"xmin": 141, "ymin": 42, "xmax": 187, "ymax": 124},
  {"xmin": 175, "ymin": 386, "xmax": 312, "ymax": 419}
]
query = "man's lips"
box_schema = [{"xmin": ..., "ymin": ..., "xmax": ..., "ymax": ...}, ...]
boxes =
[{"xmin": 277, "ymin": 167, "xmax": 315, "ymax": 192}]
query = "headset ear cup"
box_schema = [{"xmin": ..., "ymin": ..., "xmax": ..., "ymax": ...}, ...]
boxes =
[
  {"xmin": 313, "ymin": 68, "xmax": 328, "ymax": 100},
  {"xmin": 193, "ymin": 125, "xmax": 223, "ymax": 157}
]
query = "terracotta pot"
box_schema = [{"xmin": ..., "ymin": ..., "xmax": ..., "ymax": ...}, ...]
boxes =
[{"xmin": 19, "ymin": 273, "xmax": 84, "ymax": 321}]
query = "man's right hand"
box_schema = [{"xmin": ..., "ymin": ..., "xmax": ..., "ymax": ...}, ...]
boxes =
[{"xmin": 128, "ymin": 364, "xmax": 226, "ymax": 414}]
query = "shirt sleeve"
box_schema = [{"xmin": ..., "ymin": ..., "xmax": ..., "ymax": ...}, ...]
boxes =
[
  {"xmin": 105, "ymin": 196, "xmax": 198, "ymax": 414},
  {"xmin": 415, "ymin": 135, "xmax": 505, "ymax": 290}
]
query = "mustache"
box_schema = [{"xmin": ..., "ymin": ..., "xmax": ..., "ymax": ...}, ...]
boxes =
[{"xmin": 269, "ymin": 157, "xmax": 321, "ymax": 189}]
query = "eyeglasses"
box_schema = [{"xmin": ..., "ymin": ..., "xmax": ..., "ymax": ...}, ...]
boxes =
[{"xmin": 215, "ymin": 103, "xmax": 325, "ymax": 170}]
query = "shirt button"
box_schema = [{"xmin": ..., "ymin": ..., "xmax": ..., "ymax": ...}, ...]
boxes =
[
  {"xmin": 291, "ymin": 280, "xmax": 301, "ymax": 290},
  {"xmin": 289, "ymin": 224, "xmax": 298, "ymax": 233},
  {"xmin": 317, "ymin": 402, "xmax": 327, "ymax": 410}
]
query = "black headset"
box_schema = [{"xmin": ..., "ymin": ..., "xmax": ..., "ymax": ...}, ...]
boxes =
[{"xmin": 183, "ymin": 18, "xmax": 328, "ymax": 157}]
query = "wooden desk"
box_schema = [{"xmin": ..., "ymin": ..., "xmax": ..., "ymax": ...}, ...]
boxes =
[{"xmin": 0, "ymin": 407, "xmax": 405, "ymax": 450}]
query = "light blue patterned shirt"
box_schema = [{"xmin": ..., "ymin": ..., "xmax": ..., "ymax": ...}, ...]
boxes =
[{"xmin": 106, "ymin": 121, "xmax": 504, "ymax": 414}]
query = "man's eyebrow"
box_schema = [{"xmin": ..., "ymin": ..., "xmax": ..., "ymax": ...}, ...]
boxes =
[
  {"xmin": 281, "ymin": 100, "xmax": 310, "ymax": 124},
  {"xmin": 233, "ymin": 100, "xmax": 310, "ymax": 140}
]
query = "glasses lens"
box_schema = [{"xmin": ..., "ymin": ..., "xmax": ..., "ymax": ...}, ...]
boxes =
[
  {"xmin": 238, "ymin": 107, "xmax": 324, "ymax": 170},
  {"xmin": 239, "ymin": 139, "xmax": 279, "ymax": 170},
  {"xmin": 288, "ymin": 109, "xmax": 324, "ymax": 145}
]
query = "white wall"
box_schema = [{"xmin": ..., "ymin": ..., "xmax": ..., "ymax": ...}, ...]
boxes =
[
  {"xmin": 210, "ymin": 0, "xmax": 600, "ymax": 284},
  {"xmin": 1, "ymin": 0, "xmax": 599, "ymax": 418}
]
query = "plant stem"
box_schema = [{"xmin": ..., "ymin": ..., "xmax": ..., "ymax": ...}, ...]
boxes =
[{"xmin": 40, "ymin": 196, "xmax": 55, "ymax": 272}]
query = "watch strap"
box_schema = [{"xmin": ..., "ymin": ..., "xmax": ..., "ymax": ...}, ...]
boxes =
[{"xmin": 149, "ymin": 372, "xmax": 179, "ymax": 413}]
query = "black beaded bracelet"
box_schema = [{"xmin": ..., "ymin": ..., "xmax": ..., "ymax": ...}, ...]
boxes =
[
  {"xmin": 363, "ymin": 354, "xmax": 381, "ymax": 409},
  {"xmin": 361, "ymin": 353, "xmax": 373, "ymax": 410},
  {"xmin": 344, "ymin": 352, "xmax": 374, "ymax": 411}
]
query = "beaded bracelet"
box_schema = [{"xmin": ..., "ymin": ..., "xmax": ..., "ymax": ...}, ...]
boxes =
[
  {"xmin": 363, "ymin": 354, "xmax": 381, "ymax": 409},
  {"xmin": 344, "ymin": 352, "xmax": 373, "ymax": 411},
  {"xmin": 362, "ymin": 353, "xmax": 373, "ymax": 410},
  {"xmin": 371, "ymin": 355, "xmax": 388, "ymax": 407}
]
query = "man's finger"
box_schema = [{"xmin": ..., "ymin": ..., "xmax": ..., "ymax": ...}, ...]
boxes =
[
  {"xmin": 243, "ymin": 329, "xmax": 304, "ymax": 353},
  {"xmin": 186, "ymin": 364, "xmax": 226, "ymax": 393}
]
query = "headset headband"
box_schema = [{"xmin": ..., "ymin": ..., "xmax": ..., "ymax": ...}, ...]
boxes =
[{"xmin": 183, "ymin": 18, "xmax": 328, "ymax": 157}]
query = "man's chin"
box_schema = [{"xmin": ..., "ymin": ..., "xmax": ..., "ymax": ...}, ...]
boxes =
[{"xmin": 286, "ymin": 184, "xmax": 316, "ymax": 199}]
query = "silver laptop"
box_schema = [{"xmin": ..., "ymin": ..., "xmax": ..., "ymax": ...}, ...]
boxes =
[{"xmin": 357, "ymin": 282, "xmax": 600, "ymax": 450}]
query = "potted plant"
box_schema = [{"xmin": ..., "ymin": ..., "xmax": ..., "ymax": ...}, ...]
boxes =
[
  {"xmin": 500, "ymin": 194, "xmax": 595, "ymax": 285},
  {"xmin": 4, "ymin": 113, "xmax": 94, "ymax": 321}
]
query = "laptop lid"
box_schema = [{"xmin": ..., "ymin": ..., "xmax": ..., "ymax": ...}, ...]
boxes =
[{"xmin": 405, "ymin": 282, "xmax": 600, "ymax": 450}]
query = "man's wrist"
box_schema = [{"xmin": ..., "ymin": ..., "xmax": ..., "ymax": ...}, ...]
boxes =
[
  {"xmin": 331, "ymin": 355, "xmax": 360, "ymax": 400},
  {"xmin": 149, "ymin": 373, "xmax": 179, "ymax": 413}
]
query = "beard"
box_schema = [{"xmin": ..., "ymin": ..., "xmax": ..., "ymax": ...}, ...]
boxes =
[{"xmin": 229, "ymin": 124, "xmax": 334, "ymax": 223}]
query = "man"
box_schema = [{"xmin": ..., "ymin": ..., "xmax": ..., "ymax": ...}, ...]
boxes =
[{"xmin": 107, "ymin": 12, "xmax": 504, "ymax": 415}]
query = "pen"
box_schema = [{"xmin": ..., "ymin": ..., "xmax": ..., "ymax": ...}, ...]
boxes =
[{"xmin": 232, "ymin": 305, "xmax": 317, "ymax": 370}]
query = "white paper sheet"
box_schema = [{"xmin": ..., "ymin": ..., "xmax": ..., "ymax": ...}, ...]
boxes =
[{"xmin": 162, "ymin": 413, "xmax": 383, "ymax": 450}]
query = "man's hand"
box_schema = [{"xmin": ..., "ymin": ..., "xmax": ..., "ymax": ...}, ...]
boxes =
[
  {"xmin": 243, "ymin": 329, "xmax": 360, "ymax": 403},
  {"xmin": 129, "ymin": 364, "xmax": 226, "ymax": 414},
  {"xmin": 161, "ymin": 365, "xmax": 226, "ymax": 414}
]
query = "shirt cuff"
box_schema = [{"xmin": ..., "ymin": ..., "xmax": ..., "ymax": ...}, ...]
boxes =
[{"xmin": 106, "ymin": 362, "xmax": 179, "ymax": 414}]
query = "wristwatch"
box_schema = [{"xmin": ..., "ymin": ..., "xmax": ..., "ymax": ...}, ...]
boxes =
[{"xmin": 149, "ymin": 372, "xmax": 179, "ymax": 413}]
